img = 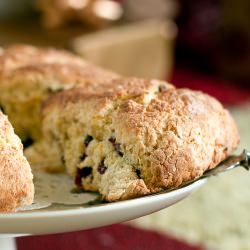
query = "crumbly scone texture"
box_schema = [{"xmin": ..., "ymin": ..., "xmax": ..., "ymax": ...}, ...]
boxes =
[
  {"xmin": 0, "ymin": 44, "xmax": 119, "ymax": 141},
  {"xmin": 0, "ymin": 111, "xmax": 34, "ymax": 212},
  {"xmin": 29, "ymin": 77, "xmax": 239, "ymax": 201},
  {"xmin": 25, "ymin": 77, "xmax": 165, "ymax": 172}
]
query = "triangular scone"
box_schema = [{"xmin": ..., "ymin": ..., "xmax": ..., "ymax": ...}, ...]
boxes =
[
  {"xmin": 0, "ymin": 111, "xmax": 34, "ymax": 212},
  {"xmin": 28, "ymin": 77, "xmax": 239, "ymax": 201}
]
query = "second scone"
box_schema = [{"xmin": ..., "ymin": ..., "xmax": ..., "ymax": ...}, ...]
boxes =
[
  {"xmin": 27, "ymin": 78, "xmax": 239, "ymax": 201},
  {"xmin": 0, "ymin": 44, "xmax": 119, "ymax": 143}
]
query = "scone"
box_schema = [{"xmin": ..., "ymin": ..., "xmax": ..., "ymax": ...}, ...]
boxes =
[
  {"xmin": 27, "ymin": 78, "xmax": 239, "ymax": 201},
  {"xmin": 0, "ymin": 44, "xmax": 119, "ymax": 143},
  {"xmin": 0, "ymin": 111, "xmax": 34, "ymax": 212}
]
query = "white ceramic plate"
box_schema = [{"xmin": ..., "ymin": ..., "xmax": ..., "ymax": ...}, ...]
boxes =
[{"xmin": 0, "ymin": 178, "xmax": 206, "ymax": 235}]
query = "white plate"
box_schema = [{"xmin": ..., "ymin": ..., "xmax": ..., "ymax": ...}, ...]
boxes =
[{"xmin": 0, "ymin": 178, "xmax": 206, "ymax": 235}]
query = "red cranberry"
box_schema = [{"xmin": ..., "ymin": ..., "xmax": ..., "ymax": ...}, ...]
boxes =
[
  {"xmin": 136, "ymin": 169, "xmax": 141, "ymax": 179},
  {"xmin": 79, "ymin": 153, "xmax": 87, "ymax": 161},
  {"xmin": 75, "ymin": 167, "xmax": 92, "ymax": 186},
  {"xmin": 98, "ymin": 159, "xmax": 107, "ymax": 174},
  {"xmin": 108, "ymin": 137, "xmax": 123, "ymax": 157},
  {"xmin": 84, "ymin": 135, "xmax": 93, "ymax": 147}
]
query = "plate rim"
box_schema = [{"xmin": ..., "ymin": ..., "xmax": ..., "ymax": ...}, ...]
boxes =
[{"xmin": 0, "ymin": 179, "xmax": 207, "ymax": 219}]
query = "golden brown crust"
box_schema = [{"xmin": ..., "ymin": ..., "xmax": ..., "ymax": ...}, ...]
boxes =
[
  {"xmin": 43, "ymin": 77, "xmax": 173, "ymax": 113},
  {"xmin": 113, "ymin": 88, "xmax": 240, "ymax": 193},
  {"xmin": 0, "ymin": 44, "xmax": 119, "ymax": 93},
  {"xmin": 0, "ymin": 44, "xmax": 86, "ymax": 75},
  {"xmin": 0, "ymin": 111, "xmax": 34, "ymax": 212},
  {"xmin": 1, "ymin": 62, "xmax": 119, "ymax": 85}
]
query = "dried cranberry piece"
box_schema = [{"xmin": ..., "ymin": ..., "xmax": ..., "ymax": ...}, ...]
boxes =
[
  {"xmin": 136, "ymin": 169, "xmax": 141, "ymax": 179},
  {"xmin": 98, "ymin": 159, "xmax": 107, "ymax": 174},
  {"xmin": 75, "ymin": 167, "xmax": 92, "ymax": 187},
  {"xmin": 79, "ymin": 153, "xmax": 87, "ymax": 161},
  {"xmin": 81, "ymin": 167, "xmax": 92, "ymax": 177},
  {"xmin": 61, "ymin": 155, "xmax": 66, "ymax": 165},
  {"xmin": 84, "ymin": 135, "xmax": 93, "ymax": 147},
  {"xmin": 22, "ymin": 137, "xmax": 34, "ymax": 148},
  {"xmin": 75, "ymin": 173, "xmax": 82, "ymax": 187},
  {"xmin": 108, "ymin": 137, "xmax": 123, "ymax": 157}
]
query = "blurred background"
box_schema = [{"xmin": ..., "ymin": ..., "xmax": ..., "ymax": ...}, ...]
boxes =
[{"xmin": 1, "ymin": 1, "xmax": 249, "ymax": 250}]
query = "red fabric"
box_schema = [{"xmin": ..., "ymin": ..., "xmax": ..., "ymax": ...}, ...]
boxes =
[
  {"xmin": 171, "ymin": 68, "xmax": 250, "ymax": 105},
  {"xmin": 17, "ymin": 224, "xmax": 204, "ymax": 250}
]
